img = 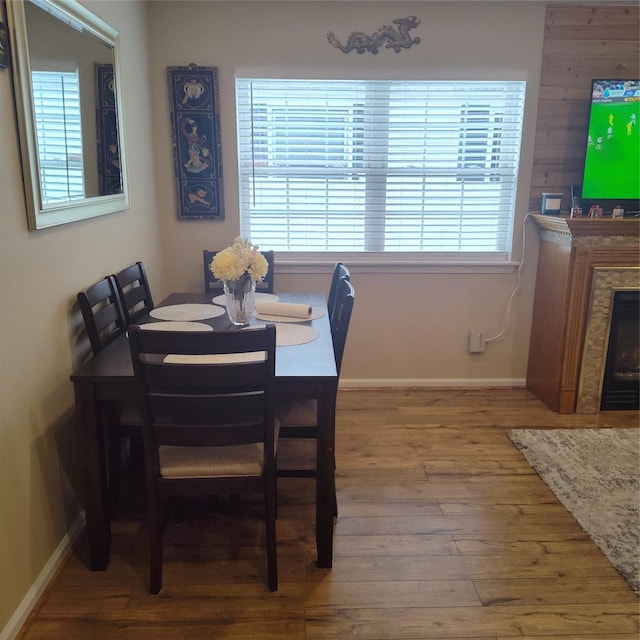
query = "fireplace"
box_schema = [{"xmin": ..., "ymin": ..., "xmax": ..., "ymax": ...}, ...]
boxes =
[
  {"xmin": 527, "ymin": 215, "xmax": 640, "ymax": 413},
  {"xmin": 600, "ymin": 290, "xmax": 640, "ymax": 411}
]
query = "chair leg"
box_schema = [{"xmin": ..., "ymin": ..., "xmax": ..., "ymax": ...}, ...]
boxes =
[
  {"xmin": 104, "ymin": 404, "xmax": 122, "ymax": 514},
  {"xmin": 332, "ymin": 450, "xmax": 338, "ymax": 518},
  {"xmin": 265, "ymin": 477, "xmax": 278, "ymax": 592},
  {"xmin": 148, "ymin": 492, "xmax": 166, "ymax": 595},
  {"xmin": 172, "ymin": 496, "xmax": 185, "ymax": 524},
  {"xmin": 129, "ymin": 434, "xmax": 145, "ymax": 470},
  {"xmin": 274, "ymin": 459, "xmax": 278, "ymax": 521},
  {"xmin": 149, "ymin": 542, "xmax": 163, "ymax": 595}
]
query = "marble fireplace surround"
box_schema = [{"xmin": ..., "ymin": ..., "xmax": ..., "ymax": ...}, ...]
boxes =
[{"xmin": 577, "ymin": 267, "xmax": 640, "ymax": 413}]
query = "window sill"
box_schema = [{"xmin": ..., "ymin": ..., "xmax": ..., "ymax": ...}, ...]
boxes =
[{"xmin": 275, "ymin": 254, "xmax": 519, "ymax": 275}]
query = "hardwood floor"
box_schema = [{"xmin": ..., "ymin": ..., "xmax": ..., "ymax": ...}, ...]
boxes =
[{"xmin": 19, "ymin": 388, "xmax": 639, "ymax": 639}]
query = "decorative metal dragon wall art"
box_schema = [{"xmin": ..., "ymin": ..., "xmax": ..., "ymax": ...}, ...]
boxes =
[{"xmin": 327, "ymin": 16, "xmax": 421, "ymax": 55}]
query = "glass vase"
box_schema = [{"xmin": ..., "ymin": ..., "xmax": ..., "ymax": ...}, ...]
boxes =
[{"xmin": 223, "ymin": 277, "xmax": 256, "ymax": 327}]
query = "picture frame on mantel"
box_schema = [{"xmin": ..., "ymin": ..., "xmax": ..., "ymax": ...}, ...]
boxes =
[{"xmin": 167, "ymin": 64, "xmax": 224, "ymax": 220}]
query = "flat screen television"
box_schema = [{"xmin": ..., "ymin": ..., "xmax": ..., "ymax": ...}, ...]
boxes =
[{"xmin": 580, "ymin": 79, "xmax": 640, "ymax": 216}]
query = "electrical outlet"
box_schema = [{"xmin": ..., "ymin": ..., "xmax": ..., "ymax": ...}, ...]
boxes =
[{"xmin": 468, "ymin": 330, "xmax": 485, "ymax": 353}]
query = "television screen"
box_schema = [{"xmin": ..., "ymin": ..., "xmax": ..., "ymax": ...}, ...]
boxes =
[{"xmin": 581, "ymin": 79, "xmax": 640, "ymax": 210}]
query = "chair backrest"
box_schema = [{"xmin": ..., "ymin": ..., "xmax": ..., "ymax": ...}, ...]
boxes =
[
  {"xmin": 128, "ymin": 325, "xmax": 277, "ymax": 477},
  {"xmin": 113, "ymin": 261, "xmax": 154, "ymax": 325},
  {"xmin": 77, "ymin": 276, "xmax": 126, "ymax": 356},
  {"xmin": 203, "ymin": 249, "xmax": 276, "ymax": 295},
  {"xmin": 327, "ymin": 262, "xmax": 351, "ymax": 321},
  {"xmin": 330, "ymin": 277, "xmax": 355, "ymax": 376}
]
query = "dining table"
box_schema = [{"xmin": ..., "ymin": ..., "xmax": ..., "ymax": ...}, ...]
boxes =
[{"xmin": 70, "ymin": 291, "xmax": 338, "ymax": 571}]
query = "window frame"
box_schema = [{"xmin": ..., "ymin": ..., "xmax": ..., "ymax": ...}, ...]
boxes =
[{"xmin": 235, "ymin": 76, "xmax": 528, "ymax": 266}]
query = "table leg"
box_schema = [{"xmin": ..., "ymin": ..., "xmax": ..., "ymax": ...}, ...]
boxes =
[
  {"xmin": 74, "ymin": 382, "xmax": 111, "ymax": 570},
  {"xmin": 315, "ymin": 381, "xmax": 337, "ymax": 568}
]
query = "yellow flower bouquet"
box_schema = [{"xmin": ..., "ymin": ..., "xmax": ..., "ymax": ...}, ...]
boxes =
[{"xmin": 210, "ymin": 237, "xmax": 268, "ymax": 325}]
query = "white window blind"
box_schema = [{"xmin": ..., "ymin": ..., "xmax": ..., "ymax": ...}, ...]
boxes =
[
  {"xmin": 31, "ymin": 70, "xmax": 84, "ymax": 204},
  {"xmin": 236, "ymin": 79, "xmax": 525, "ymax": 257}
]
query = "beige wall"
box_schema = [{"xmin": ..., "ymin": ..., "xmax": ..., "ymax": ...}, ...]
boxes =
[
  {"xmin": 0, "ymin": 0, "xmax": 161, "ymax": 634},
  {"xmin": 147, "ymin": 0, "xmax": 545, "ymax": 385},
  {"xmin": 0, "ymin": 0, "xmax": 550, "ymax": 636}
]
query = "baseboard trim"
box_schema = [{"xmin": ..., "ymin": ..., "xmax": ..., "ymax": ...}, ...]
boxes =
[
  {"xmin": 1, "ymin": 512, "xmax": 85, "ymax": 640},
  {"xmin": 340, "ymin": 378, "xmax": 527, "ymax": 389}
]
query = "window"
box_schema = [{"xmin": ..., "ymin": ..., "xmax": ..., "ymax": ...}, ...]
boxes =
[
  {"xmin": 31, "ymin": 70, "xmax": 84, "ymax": 205},
  {"xmin": 236, "ymin": 79, "xmax": 526, "ymax": 258}
]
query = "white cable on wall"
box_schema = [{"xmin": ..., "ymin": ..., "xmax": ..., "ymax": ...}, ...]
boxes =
[{"xmin": 485, "ymin": 211, "xmax": 536, "ymax": 344}]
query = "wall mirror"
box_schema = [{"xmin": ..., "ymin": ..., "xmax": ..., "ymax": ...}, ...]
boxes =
[{"xmin": 6, "ymin": 0, "xmax": 129, "ymax": 230}]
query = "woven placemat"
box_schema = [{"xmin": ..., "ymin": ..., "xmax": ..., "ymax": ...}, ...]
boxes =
[
  {"xmin": 140, "ymin": 321, "xmax": 213, "ymax": 332},
  {"xmin": 212, "ymin": 292, "xmax": 279, "ymax": 306},
  {"xmin": 150, "ymin": 304, "xmax": 225, "ymax": 321},
  {"xmin": 248, "ymin": 323, "xmax": 319, "ymax": 346},
  {"xmin": 164, "ymin": 351, "xmax": 266, "ymax": 364}
]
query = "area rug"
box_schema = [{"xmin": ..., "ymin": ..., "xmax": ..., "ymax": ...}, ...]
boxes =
[{"xmin": 508, "ymin": 428, "xmax": 639, "ymax": 595}]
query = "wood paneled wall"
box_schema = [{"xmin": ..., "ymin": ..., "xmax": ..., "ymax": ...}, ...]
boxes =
[{"xmin": 529, "ymin": 4, "xmax": 640, "ymax": 212}]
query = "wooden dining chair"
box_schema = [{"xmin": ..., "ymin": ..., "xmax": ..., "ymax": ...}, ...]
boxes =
[
  {"xmin": 77, "ymin": 276, "xmax": 141, "ymax": 511},
  {"xmin": 276, "ymin": 278, "xmax": 355, "ymax": 511},
  {"xmin": 112, "ymin": 261, "xmax": 154, "ymax": 325},
  {"xmin": 327, "ymin": 262, "xmax": 350, "ymax": 321},
  {"xmin": 203, "ymin": 249, "xmax": 276, "ymax": 295},
  {"xmin": 111, "ymin": 262, "xmax": 154, "ymax": 472},
  {"xmin": 77, "ymin": 275, "xmax": 126, "ymax": 356},
  {"xmin": 128, "ymin": 324, "xmax": 279, "ymax": 594}
]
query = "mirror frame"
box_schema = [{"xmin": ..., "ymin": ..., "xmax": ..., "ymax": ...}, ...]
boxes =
[{"xmin": 6, "ymin": 0, "xmax": 129, "ymax": 230}]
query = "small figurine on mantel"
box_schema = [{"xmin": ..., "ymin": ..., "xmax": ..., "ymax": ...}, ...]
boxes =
[
  {"xmin": 612, "ymin": 205, "xmax": 625, "ymax": 219},
  {"xmin": 588, "ymin": 204, "xmax": 603, "ymax": 219},
  {"xmin": 570, "ymin": 205, "xmax": 583, "ymax": 218}
]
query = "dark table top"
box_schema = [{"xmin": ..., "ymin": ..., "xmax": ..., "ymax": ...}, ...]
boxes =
[{"xmin": 70, "ymin": 292, "xmax": 337, "ymax": 384}]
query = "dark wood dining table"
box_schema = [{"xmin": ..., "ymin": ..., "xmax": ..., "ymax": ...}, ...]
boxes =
[{"xmin": 70, "ymin": 292, "xmax": 338, "ymax": 571}]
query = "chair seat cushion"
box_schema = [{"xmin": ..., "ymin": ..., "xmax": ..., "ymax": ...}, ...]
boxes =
[
  {"xmin": 159, "ymin": 421, "xmax": 280, "ymax": 478},
  {"xmin": 160, "ymin": 443, "xmax": 264, "ymax": 478}
]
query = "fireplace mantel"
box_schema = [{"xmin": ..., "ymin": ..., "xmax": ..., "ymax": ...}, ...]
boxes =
[
  {"xmin": 526, "ymin": 214, "xmax": 640, "ymax": 413},
  {"xmin": 531, "ymin": 214, "xmax": 640, "ymax": 240}
]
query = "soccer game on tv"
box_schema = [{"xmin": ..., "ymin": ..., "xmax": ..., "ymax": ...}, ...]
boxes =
[{"xmin": 582, "ymin": 79, "xmax": 640, "ymax": 202}]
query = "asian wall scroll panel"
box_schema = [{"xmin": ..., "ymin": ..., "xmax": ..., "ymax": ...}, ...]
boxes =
[
  {"xmin": 167, "ymin": 65, "xmax": 224, "ymax": 220},
  {"xmin": 95, "ymin": 63, "xmax": 122, "ymax": 196}
]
